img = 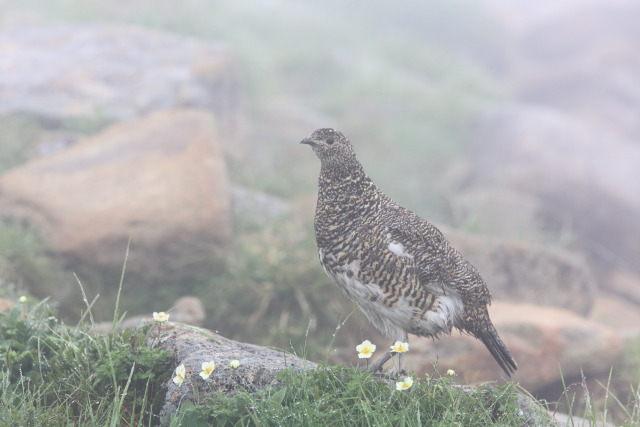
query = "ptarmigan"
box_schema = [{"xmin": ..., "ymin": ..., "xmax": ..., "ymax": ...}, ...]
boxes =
[{"xmin": 301, "ymin": 128, "xmax": 517, "ymax": 376}]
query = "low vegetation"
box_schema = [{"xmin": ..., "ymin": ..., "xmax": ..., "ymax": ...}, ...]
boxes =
[
  {"xmin": 200, "ymin": 215, "xmax": 348, "ymax": 359},
  {"xmin": 0, "ymin": 299, "xmax": 173, "ymax": 425},
  {"xmin": 177, "ymin": 366, "xmax": 546, "ymax": 426},
  {"xmin": 1, "ymin": 297, "xmax": 638, "ymax": 426}
]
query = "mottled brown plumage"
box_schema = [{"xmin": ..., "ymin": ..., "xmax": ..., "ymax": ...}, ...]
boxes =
[{"xmin": 301, "ymin": 128, "xmax": 517, "ymax": 376}]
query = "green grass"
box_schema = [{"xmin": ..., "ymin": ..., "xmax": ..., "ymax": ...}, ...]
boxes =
[
  {"xmin": 549, "ymin": 369, "xmax": 640, "ymax": 427},
  {"xmin": 1, "ymin": 295, "xmax": 639, "ymax": 426},
  {"xmin": 179, "ymin": 366, "xmax": 547, "ymax": 426},
  {"xmin": 528, "ymin": 335, "xmax": 640, "ymax": 425},
  {"xmin": 199, "ymin": 215, "xmax": 346, "ymax": 358},
  {"xmin": 0, "ymin": 220, "xmax": 68, "ymax": 301},
  {"xmin": 0, "ymin": 297, "xmax": 174, "ymax": 426}
]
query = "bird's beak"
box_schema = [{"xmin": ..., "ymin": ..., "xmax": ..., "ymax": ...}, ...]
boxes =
[{"xmin": 300, "ymin": 138, "xmax": 315, "ymax": 146}]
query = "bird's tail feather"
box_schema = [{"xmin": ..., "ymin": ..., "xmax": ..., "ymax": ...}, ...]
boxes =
[{"xmin": 478, "ymin": 326, "xmax": 518, "ymax": 377}]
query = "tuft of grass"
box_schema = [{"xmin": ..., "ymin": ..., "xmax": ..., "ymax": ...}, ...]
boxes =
[
  {"xmin": 0, "ymin": 297, "xmax": 174, "ymax": 426},
  {"xmin": 548, "ymin": 363, "xmax": 640, "ymax": 426},
  {"xmin": 0, "ymin": 219, "xmax": 69, "ymax": 302},
  {"xmin": 175, "ymin": 365, "xmax": 549, "ymax": 426},
  {"xmin": 200, "ymin": 215, "xmax": 346, "ymax": 360},
  {"xmin": 621, "ymin": 335, "xmax": 640, "ymax": 390}
]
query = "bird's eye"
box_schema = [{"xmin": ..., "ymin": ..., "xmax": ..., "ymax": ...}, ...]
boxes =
[{"xmin": 326, "ymin": 138, "xmax": 335, "ymax": 145}]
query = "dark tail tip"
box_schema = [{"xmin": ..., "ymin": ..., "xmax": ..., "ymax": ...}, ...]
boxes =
[{"xmin": 479, "ymin": 327, "xmax": 518, "ymax": 377}]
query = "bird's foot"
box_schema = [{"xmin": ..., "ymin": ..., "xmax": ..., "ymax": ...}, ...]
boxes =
[
  {"xmin": 367, "ymin": 351, "xmax": 394, "ymax": 373},
  {"xmin": 388, "ymin": 352, "xmax": 407, "ymax": 377}
]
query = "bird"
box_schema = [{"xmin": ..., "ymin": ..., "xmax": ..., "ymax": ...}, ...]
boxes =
[{"xmin": 301, "ymin": 128, "xmax": 517, "ymax": 377}]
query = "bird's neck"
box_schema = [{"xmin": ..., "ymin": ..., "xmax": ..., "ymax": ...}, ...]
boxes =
[
  {"xmin": 318, "ymin": 155, "xmax": 364, "ymax": 178},
  {"xmin": 314, "ymin": 163, "xmax": 381, "ymax": 246},
  {"xmin": 317, "ymin": 161, "xmax": 371, "ymax": 199}
]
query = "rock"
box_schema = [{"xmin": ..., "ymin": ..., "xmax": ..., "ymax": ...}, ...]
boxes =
[
  {"xmin": 153, "ymin": 323, "xmax": 317, "ymax": 426},
  {"xmin": 406, "ymin": 301, "xmax": 624, "ymax": 393},
  {"xmin": 0, "ymin": 23, "xmax": 241, "ymax": 156},
  {"xmin": 469, "ymin": 105, "xmax": 640, "ymax": 278},
  {"xmin": 441, "ymin": 226, "xmax": 597, "ymax": 315},
  {"xmin": 604, "ymin": 269, "xmax": 640, "ymax": 306},
  {"xmin": 94, "ymin": 296, "xmax": 206, "ymax": 334},
  {"xmin": 0, "ymin": 110, "xmax": 231, "ymax": 296},
  {"xmin": 169, "ymin": 296, "xmax": 207, "ymax": 326},
  {"xmin": 589, "ymin": 292, "xmax": 640, "ymax": 338}
]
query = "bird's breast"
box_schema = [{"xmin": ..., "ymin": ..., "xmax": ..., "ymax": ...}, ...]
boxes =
[
  {"xmin": 319, "ymin": 248, "xmax": 375, "ymax": 301},
  {"xmin": 319, "ymin": 244, "xmax": 465, "ymax": 339}
]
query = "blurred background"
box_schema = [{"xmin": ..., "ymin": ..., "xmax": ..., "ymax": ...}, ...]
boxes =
[{"xmin": 0, "ymin": 0, "xmax": 639, "ymax": 416}]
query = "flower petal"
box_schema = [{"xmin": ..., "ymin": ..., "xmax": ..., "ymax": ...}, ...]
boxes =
[
  {"xmin": 390, "ymin": 341, "xmax": 409, "ymax": 353},
  {"xmin": 395, "ymin": 376, "xmax": 413, "ymax": 391}
]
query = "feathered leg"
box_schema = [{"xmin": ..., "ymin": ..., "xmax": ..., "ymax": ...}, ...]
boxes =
[
  {"xmin": 390, "ymin": 333, "xmax": 408, "ymax": 375},
  {"xmin": 368, "ymin": 333, "xmax": 408, "ymax": 374}
]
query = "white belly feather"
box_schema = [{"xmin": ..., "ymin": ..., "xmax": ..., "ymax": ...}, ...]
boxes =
[{"xmin": 320, "ymin": 248, "xmax": 464, "ymax": 339}]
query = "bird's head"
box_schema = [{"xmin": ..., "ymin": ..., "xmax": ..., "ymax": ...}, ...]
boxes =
[{"xmin": 300, "ymin": 128, "xmax": 359, "ymax": 168}]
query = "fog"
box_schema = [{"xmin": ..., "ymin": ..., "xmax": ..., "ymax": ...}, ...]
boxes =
[{"xmin": 0, "ymin": 0, "xmax": 639, "ymax": 408}]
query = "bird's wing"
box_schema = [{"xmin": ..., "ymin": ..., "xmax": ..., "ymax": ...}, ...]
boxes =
[{"xmin": 384, "ymin": 205, "xmax": 492, "ymax": 306}]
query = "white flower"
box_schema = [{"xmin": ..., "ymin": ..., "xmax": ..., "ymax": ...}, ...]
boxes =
[
  {"xmin": 229, "ymin": 360, "xmax": 240, "ymax": 369},
  {"xmin": 395, "ymin": 376, "xmax": 414, "ymax": 391},
  {"xmin": 447, "ymin": 369, "xmax": 456, "ymax": 377},
  {"xmin": 199, "ymin": 361, "xmax": 215, "ymax": 380},
  {"xmin": 173, "ymin": 364, "xmax": 186, "ymax": 386},
  {"xmin": 153, "ymin": 312, "xmax": 169, "ymax": 323},
  {"xmin": 390, "ymin": 341, "xmax": 409, "ymax": 353},
  {"xmin": 18, "ymin": 296, "xmax": 27, "ymax": 304},
  {"xmin": 356, "ymin": 340, "xmax": 376, "ymax": 359}
]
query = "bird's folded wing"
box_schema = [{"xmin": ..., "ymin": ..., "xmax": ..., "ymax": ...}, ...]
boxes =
[{"xmin": 385, "ymin": 207, "xmax": 491, "ymax": 305}]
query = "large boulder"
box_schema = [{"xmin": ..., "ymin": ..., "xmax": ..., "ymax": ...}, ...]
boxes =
[
  {"xmin": 441, "ymin": 226, "xmax": 597, "ymax": 315},
  {"xmin": 0, "ymin": 23, "xmax": 242, "ymax": 156},
  {"xmin": 0, "ymin": 110, "xmax": 231, "ymax": 296},
  {"xmin": 589, "ymin": 291, "xmax": 640, "ymax": 338},
  {"xmin": 406, "ymin": 301, "xmax": 624, "ymax": 393},
  {"xmin": 153, "ymin": 323, "xmax": 317, "ymax": 426}
]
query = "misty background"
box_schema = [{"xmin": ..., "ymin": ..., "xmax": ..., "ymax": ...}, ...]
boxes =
[{"xmin": 0, "ymin": 0, "xmax": 639, "ymax": 409}]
